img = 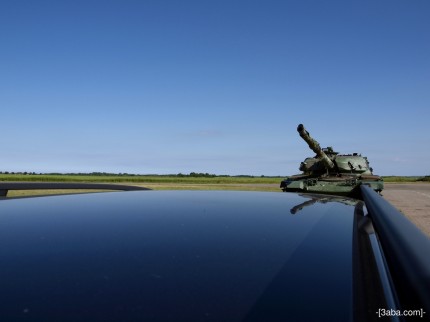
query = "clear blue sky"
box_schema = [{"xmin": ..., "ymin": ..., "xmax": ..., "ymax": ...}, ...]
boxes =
[{"xmin": 1, "ymin": 0, "xmax": 429, "ymax": 176}]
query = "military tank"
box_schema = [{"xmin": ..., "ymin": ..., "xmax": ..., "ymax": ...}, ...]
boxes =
[{"xmin": 280, "ymin": 124, "xmax": 383, "ymax": 197}]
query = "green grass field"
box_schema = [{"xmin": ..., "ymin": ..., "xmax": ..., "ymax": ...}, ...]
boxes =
[
  {"xmin": 0, "ymin": 173, "xmax": 427, "ymax": 183},
  {"xmin": 0, "ymin": 174, "xmax": 281, "ymax": 184},
  {"xmin": 0, "ymin": 174, "xmax": 283, "ymax": 197}
]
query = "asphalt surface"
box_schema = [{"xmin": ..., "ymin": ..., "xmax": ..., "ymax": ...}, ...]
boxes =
[{"xmin": 383, "ymin": 183, "xmax": 430, "ymax": 237}]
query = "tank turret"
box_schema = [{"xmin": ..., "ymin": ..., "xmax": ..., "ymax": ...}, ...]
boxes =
[{"xmin": 280, "ymin": 124, "xmax": 383, "ymax": 198}]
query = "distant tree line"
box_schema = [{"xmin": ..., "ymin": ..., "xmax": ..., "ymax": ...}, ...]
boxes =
[
  {"xmin": 417, "ymin": 175, "xmax": 430, "ymax": 182},
  {"xmin": 0, "ymin": 171, "xmax": 263, "ymax": 178},
  {"xmin": 0, "ymin": 171, "xmax": 38, "ymax": 175},
  {"xmin": 178, "ymin": 172, "xmax": 217, "ymax": 178}
]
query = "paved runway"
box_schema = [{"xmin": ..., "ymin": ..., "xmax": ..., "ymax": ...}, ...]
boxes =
[{"xmin": 383, "ymin": 183, "xmax": 430, "ymax": 237}]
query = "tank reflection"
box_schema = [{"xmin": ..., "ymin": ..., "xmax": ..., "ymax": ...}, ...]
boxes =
[{"xmin": 290, "ymin": 194, "xmax": 359, "ymax": 215}]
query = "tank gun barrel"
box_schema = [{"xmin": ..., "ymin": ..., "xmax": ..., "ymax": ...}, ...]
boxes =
[{"xmin": 297, "ymin": 124, "xmax": 335, "ymax": 169}]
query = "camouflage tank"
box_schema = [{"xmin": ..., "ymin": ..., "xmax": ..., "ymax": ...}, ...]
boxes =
[{"xmin": 280, "ymin": 124, "xmax": 383, "ymax": 197}]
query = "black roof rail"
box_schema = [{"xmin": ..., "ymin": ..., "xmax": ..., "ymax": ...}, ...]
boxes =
[
  {"xmin": 360, "ymin": 184, "xmax": 430, "ymax": 312},
  {"xmin": 0, "ymin": 182, "xmax": 151, "ymax": 197}
]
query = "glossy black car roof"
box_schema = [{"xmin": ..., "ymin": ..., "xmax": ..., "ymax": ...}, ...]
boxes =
[{"xmin": 0, "ymin": 191, "xmax": 362, "ymax": 321}]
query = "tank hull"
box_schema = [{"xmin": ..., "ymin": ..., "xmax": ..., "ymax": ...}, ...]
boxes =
[{"xmin": 280, "ymin": 176, "xmax": 384, "ymax": 199}]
